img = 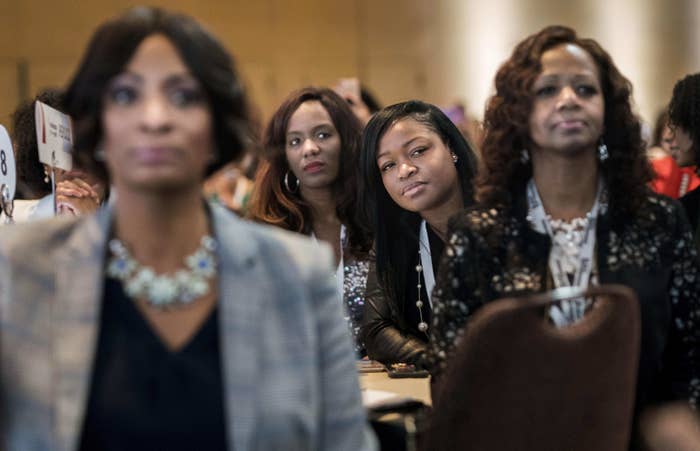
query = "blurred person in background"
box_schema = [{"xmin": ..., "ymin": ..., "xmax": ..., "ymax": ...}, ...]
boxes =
[
  {"xmin": 668, "ymin": 73, "xmax": 700, "ymax": 241},
  {"xmin": 7, "ymin": 88, "xmax": 105, "ymax": 222},
  {"xmin": 647, "ymin": 109, "xmax": 700, "ymax": 199}
]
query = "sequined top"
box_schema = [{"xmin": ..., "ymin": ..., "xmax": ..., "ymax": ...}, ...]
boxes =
[
  {"xmin": 342, "ymin": 256, "xmax": 370, "ymax": 356},
  {"xmin": 428, "ymin": 192, "xmax": 700, "ymax": 412}
]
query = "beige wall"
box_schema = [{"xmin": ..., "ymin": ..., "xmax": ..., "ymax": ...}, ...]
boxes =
[{"xmin": 0, "ymin": 0, "xmax": 697, "ymax": 134}]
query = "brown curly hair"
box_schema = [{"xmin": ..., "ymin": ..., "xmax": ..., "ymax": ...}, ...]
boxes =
[{"xmin": 476, "ymin": 25, "xmax": 652, "ymax": 217}]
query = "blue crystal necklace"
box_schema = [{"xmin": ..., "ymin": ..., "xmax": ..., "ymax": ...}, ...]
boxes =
[{"xmin": 106, "ymin": 235, "xmax": 217, "ymax": 309}]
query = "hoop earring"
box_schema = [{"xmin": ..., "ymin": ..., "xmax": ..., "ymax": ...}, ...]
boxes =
[{"xmin": 284, "ymin": 170, "xmax": 300, "ymax": 193}]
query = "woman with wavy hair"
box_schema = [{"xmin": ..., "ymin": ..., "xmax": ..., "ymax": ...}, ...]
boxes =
[
  {"xmin": 248, "ymin": 87, "xmax": 372, "ymax": 355},
  {"xmin": 429, "ymin": 25, "xmax": 700, "ymax": 420}
]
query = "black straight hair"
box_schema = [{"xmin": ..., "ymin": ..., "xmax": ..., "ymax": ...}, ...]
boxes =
[{"xmin": 359, "ymin": 100, "xmax": 478, "ymax": 307}]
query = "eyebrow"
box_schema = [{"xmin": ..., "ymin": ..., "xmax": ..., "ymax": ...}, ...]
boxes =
[
  {"xmin": 286, "ymin": 122, "xmax": 334, "ymax": 136},
  {"xmin": 534, "ymin": 73, "xmax": 598, "ymax": 83},
  {"xmin": 376, "ymin": 136, "xmax": 425, "ymax": 160},
  {"xmin": 111, "ymin": 71, "xmax": 198, "ymax": 87}
]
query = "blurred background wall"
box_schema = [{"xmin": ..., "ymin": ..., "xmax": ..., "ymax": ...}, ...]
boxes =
[{"xmin": 0, "ymin": 0, "xmax": 697, "ymax": 131}]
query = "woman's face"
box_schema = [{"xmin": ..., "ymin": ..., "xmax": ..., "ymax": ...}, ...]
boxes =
[
  {"xmin": 101, "ymin": 34, "xmax": 214, "ymax": 192},
  {"xmin": 660, "ymin": 124, "xmax": 675, "ymax": 155},
  {"xmin": 670, "ymin": 126, "xmax": 695, "ymax": 167},
  {"xmin": 376, "ymin": 117, "xmax": 461, "ymax": 214},
  {"xmin": 528, "ymin": 43, "xmax": 605, "ymax": 157},
  {"xmin": 284, "ymin": 100, "xmax": 341, "ymax": 193}
]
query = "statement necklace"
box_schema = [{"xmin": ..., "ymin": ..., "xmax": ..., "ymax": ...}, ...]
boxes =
[{"xmin": 106, "ymin": 235, "xmax": 217, "ymax": 309}]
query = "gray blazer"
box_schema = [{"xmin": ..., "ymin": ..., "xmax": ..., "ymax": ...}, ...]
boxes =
[{"xmin": 0, "ymin": 203, "xmax": 377, "ymax": 451}]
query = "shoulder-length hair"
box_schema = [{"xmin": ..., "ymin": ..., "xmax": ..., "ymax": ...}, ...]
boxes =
[
  {"xmin": 64, "ymin": 6, "xmax": 252, "ymax": 183},
  {"xmin": 359, "ymin": 100, "xmax": 478, "ymax": 306},
  {"xmin": 247, "ymin": 86, "xmax": 371, "ymax": 256},
  {"xmin": 668, "ymin": 73, "xmax": 700, "ymax": 168},
  {"xmin": 477, "ymin": 25, "xmax": 652, "ymax": 217}
]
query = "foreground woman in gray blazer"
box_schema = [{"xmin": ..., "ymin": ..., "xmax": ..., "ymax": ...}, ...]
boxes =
[{"xmin": 0, "ymin": 7, "xmax": 376, "ymax": 451}]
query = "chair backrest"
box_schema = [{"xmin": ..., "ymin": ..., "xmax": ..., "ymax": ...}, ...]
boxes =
[{"xmin": 427, "ymin": 285, "xmax": 641, "ymax": 451}]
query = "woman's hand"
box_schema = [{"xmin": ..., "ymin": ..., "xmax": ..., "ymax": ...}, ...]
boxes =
[
  {"xmin": 203, "ymin": 164, "xmax": 253, "ymax": 213},
  {"xmin": 55, "ymin": 178, "xmax": 101, "ymax": 216}
]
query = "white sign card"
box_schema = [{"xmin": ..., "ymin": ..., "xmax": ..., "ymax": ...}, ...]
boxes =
[
  {"xmin": 0, "ymin": 124, "xmax": 16, "ymax": 202},
  {"xmin": 35, "ymin": 100, "xmax": 73, "ymax": 171}
]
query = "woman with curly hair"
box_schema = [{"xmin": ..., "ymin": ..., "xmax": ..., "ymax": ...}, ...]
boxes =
[
  {"xmin": 248, "ymin": 87, "xmax": 372, "ymax": 355},
  {"xmin": 669, "ymin": 73, "xmax": 700, "ymax": 238},
  {"xmin": 428, "ymin": 25, "xmax": 700, "ymax": 421}
]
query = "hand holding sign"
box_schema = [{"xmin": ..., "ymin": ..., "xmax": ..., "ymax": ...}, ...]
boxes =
[{"xmin": 35, "ymin": 100, "xmax": 73, "ymax": 171}]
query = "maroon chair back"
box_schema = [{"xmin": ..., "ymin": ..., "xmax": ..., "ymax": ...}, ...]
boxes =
[{"xmin": 427, "ymin": 285, "xmax": 640, "ymax": 451}]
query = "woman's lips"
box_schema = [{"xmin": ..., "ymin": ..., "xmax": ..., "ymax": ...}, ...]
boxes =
[
  {"xmin": 303, "ymin": 161, "xmax": 326, "ymax": 173},
  {"xmin": 402, "ymin": 182, "xmax": 426, "ymax": 197},
  {"xmin": 556, "ymin": 119, "xmax": 586, "ymax": 130},
  {"xmin": 133, "ymin": 147, "xmax": 178, "ymax": 164}
]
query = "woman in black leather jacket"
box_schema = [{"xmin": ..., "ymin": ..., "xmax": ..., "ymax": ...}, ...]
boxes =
[{"xmin": 358, "ymin": 100, "xmax": 478, "ymax": 366}]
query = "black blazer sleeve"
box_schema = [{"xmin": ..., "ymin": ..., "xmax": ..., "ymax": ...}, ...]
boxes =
[{"xmin": 361, "ymin": 259, "xmax": 428, "ymax": 367}]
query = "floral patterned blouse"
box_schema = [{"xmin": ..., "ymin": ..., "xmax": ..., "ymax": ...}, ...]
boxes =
[{"xmin": 428, "ymin": 192, "xmax": 700, "ymax": 411}]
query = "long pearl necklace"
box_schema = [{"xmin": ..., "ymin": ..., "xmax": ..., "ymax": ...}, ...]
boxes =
[
  {"xmin": 106, "ymin": 235, "xmax": 217, "ymax": 309},
  {"xmin": 415, "ymin": 220, "xmax": 434, "ymax": 335}
]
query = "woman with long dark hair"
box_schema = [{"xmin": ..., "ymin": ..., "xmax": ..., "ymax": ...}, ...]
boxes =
[
  {"xmin": 248, "ymin": 87, "xmax": 372, "ymax": 355},
  {"xmin": 358, "ymin": 100, "xmax": 478, "ymax": 366},
  {"xmin": 429, "ymin": 25, "xmax": 699, "ymax": 426}
]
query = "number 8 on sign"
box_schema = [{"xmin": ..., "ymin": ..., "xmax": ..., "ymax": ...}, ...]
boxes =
[{"xmin": 0, "ymin": 125, "xmax": 17, "ymax": 203}]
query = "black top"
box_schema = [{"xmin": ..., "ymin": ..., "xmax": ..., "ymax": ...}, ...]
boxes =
[
  {"xmin": 362, "ymin": 225, "xmax": 445, "ymax": 366},
  {"xmin": 79, "ymin": 278, "xmax": 228, "ymax": 451},
  {"xmin": 680, "ymin": 186, "xmax": 700, "ymax": 241},
  {"xmin": 429, "ymin": 192, "xmax": 700, "ymax": 415}
]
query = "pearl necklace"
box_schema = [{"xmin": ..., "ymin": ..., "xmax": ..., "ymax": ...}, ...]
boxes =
[
  {"xmin": 415, "ymin": 220, "xmax": 434, "ymax": 336},
  {"xmin": 415, "ymin": 262, "xmax": 429, "ymax": 334},
  {"xmin": 106, "ymin": 235, "xmax": 217, "ymax": 309}
]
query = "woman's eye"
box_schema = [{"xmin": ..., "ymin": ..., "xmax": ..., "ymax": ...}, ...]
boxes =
[
  {"xmin": 380, "ymin": 162, "xmax": 395, "ymax": 172},
  {"xmin": 576, "ymin": 85, "xmax": 598, "ymax": 97},
  {"xmin": 170, "ymin": 88, "xmax": 204, "ymax": 107},
  {"xmin": 410, "ymin": 147, "xmax": 427, "ymax": 157},
  {"xmin": 288, "ymin": 137, "xmax": 301, "ymax": 147},
  {"xmin": 317, "ymin": 131, "xmax": 331, "ymax": 140},
  {"xmin": 535, "ymin": 85, "xmax": 557, "ymax": 97},
  {"xmin": 108, "ymin": 85, "xmax": 137, "ymax": 105}
]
